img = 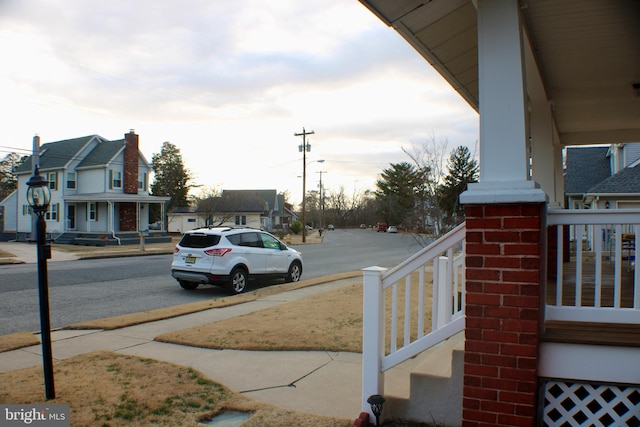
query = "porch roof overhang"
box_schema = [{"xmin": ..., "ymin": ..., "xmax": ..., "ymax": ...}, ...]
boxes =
[
  {"xmin": 64, "ymin": 193, "xmax": 170, "ymax": 203},
  {"xmin": 358, "ymin": 0, "xmax": 640, "ymax": 146}
]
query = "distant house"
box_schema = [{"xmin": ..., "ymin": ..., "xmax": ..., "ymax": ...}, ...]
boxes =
[
  {"xmin": 566, "ymin": 143, "xmax": 640, "ymax": 210},
  {"xmin": 166, "ymin": 206, "xmax": 200, "ymax": 234},
  {"xmin": 167, "ymin": 189, "xmax": 295, "ymax": 233},
  {"xmin": 1, "ymin": 130, "xmax": 170, "ymax": 244}
]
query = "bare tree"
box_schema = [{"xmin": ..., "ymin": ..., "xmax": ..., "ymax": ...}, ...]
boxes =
[
  {"xmin": 326, "ymin": 186, "xmax": 350, "ymax": 227},
  {"xmin": 191, "ymin": 187, "xmax": 233, "ymax": 227},
  {"xmin": 403, "ymin": 134, "xmax": 450, "ymax": 237}
]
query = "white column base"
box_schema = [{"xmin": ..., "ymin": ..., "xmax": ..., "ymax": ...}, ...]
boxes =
[{"xmin": 460, "ymin": 181, "xmax": 548, "ymax": 205}]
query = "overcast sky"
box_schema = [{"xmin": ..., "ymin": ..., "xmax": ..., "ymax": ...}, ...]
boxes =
[{"xmin": 0, "ymin": 0, "xmax": 478, "ymax": 205}]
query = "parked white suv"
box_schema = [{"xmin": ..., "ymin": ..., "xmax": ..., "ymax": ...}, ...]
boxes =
[{"xmin": 171, "ymin": 227, "xmax": 303, "ymax": 294}]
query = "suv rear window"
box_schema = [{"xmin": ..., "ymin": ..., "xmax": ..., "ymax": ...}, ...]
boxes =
[{"xmin": 179, "ymin": 233, "xmax": 220, "ymax": 248}]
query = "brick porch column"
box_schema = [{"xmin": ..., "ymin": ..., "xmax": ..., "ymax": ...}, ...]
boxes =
[{"xmin": 462, "ymin": 202, "xmax": 545, "ymax": 426}]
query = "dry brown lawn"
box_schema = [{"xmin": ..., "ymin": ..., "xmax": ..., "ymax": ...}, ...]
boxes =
[
  {"xmin": 157, "ymin": 270, "xmax": 434, "ymax": 354},
  {"xmin": 158, "ymin": 282, "xmax": 366, "ymax": 352},
  {"xmin": 0, "ymin": 351, "xmax": 349, "ymax": 426},
  {"xmin": 0, "ymin": 248, "xmax": 15, "ymax": 258},
  {"xmin": 0, "ymin": 332, "xmax": 40, "ymax": 352}
]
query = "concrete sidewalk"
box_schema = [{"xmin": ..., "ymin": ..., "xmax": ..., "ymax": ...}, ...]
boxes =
[
  {"xmin": 0, "ymin": 276, "xmax": 371, "ymax": 420},
  {"xmin": 0, "ymin": 241, "xmax": 82, "ymax": 264}
]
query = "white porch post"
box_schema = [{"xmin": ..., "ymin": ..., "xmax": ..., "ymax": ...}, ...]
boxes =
[
  {"xmin": 462, "ymin": 0, "xmax": 546, "ymax": 204},
  {"xmin": 531, "ymin": 101, "xmax": 564, "ymax": 208},
  {"xmin": 108, "ymin": 201, "xmax": 113, "ymax": 234},
  {"xmin": 361, "ymin": 266, "xmax": 387, "ymax": 417}
]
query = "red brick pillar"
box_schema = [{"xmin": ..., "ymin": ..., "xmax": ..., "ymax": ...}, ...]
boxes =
[{"xmin": 462, "ymin": 202, "xmax": 545, "ymax": 426}]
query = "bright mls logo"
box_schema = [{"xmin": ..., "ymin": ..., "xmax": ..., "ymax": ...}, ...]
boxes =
[{"xmin": 1, "ymin": 404, "xmax": 69, "ymax": 426}]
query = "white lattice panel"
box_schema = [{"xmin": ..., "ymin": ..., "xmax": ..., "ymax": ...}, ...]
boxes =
[{"xmin": 543, "ymin": 380, "xmax": 640, "ymax": 426}]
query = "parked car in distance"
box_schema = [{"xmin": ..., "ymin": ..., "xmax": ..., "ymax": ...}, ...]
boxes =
[
  {"xmin": 376, "ymin": 223, "xmax": 388, "ymax": 232},
  {"xmin": 171, "ymin": 227, "xmax": 303, "ymax": 294},
  {"xmin": 360, "ymin": 224, "xmax": 367, "ymax": 229},
  {"xmin": 327, "ymin": 224, "xmax": 335, "ymax": 230},
  {"xmin": 387, "ymin": 226, "xmax": 398, "ymax": 233}
]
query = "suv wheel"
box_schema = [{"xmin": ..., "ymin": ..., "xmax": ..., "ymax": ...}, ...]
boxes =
[
  {"xmin": 286, "ymin": 261, "xmax": 302, "ymax": 283},
  {"xmin": 179, "ymin": 280, "xmax": 199, "ymax": 290},
  {"xmin": 228, "ymin": 268, "xmax": 248, "ymax": 294}
]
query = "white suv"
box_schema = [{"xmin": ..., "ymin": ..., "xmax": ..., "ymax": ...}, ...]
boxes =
[{"xmin": 171, "ymin": 227, "xmax": 303, "ymax": 294}]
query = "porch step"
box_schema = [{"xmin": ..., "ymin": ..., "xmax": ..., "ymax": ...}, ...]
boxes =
[
  {"xmin": 54, "ymin": 232, "xmax": 78, "ymax": 245},
  {"xmin": 383, "ymin": 332, "xmax": 464, "ymax": 426},
  {"xmin": 543, "ymin": 321, "xmax": 640, "ymax": 347}
]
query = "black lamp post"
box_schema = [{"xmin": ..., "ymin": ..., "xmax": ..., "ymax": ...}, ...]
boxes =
[{"xmin": 26, "ymin": 166, "xmax": 55, "ymax": 400}]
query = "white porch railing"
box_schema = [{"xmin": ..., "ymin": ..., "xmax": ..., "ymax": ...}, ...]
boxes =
[
  {"xmin": 547, "ymin": 209, "xmax": 640, "ymax": 324},
  {"xmin": 361, "ymin": 223, "xmax": 466, "ymax": 414}
]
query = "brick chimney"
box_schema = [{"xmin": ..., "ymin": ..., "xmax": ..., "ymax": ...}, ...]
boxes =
[{"xmin": 123, "ymin": 129, "xmax": 139, "ymax": 194}]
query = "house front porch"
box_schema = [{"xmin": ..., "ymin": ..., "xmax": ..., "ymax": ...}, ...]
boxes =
[{"xmin": 361, "ymin": 208, "xmax": 640, "ymax": 426}]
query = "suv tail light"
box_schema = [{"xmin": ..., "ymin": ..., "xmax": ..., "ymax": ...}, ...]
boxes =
[{"xmin": 204, "ymin": 248, "xmax": 232, "ymax": 257}]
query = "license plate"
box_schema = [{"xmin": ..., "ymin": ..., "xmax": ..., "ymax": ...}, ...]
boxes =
[{"xmin": 185, "ymin": 256, "xmax": 196, "ymax": 264}]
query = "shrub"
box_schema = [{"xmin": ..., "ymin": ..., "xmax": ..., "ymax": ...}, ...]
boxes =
[{"xmin": 290, "ymin": 221, "xmax": 302, "ymax": 235}]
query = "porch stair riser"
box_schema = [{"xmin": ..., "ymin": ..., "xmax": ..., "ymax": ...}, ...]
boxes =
[
  {"xmin": 54, "ymin": 232, "xmax": 78, "ymax": 245},
  {"xmin": 383, "ymin": 332, "xmax": 464, "ymax": 426}
]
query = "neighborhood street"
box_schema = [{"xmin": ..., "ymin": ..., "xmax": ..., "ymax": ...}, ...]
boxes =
[{"xmin": 0, "ymin": 228, "xmax": 425, "ymax": 335}]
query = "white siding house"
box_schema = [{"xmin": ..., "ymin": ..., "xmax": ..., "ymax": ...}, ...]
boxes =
[{"xmin": 8, "ymin": 130, "xmax": 170, "ymax": 245}]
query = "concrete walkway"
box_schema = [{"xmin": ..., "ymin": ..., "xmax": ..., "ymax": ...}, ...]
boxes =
[
  {"xmin": 0, "ymin": 245, "xmax": 372, "ymax": 419},
  {"xmin": 0, "ymin": 241, "xmax": 81, "ymax": 264}
]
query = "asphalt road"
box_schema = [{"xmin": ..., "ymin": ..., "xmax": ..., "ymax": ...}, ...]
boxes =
[{"xmin": 0, "ymin": 228, "xmax": 427, "ymax": 335}]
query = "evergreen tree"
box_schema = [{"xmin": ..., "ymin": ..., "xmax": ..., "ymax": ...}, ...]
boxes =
[
  {"xmin": 375, "ymin": 162, "xmax": 420, "ymax": 226},
  {"xmin": 440, "ymin": 146, "xmax": 478, "ymax": 226},
  {"xmin": 0, "ymin": 153, "xmax": 27, "ymax": 201},
  {"xmin": 150, "ymin": 142, "xmax": 192, "ymax": 220}
]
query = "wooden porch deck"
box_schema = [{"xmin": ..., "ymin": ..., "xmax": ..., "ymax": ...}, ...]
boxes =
[{"xmin": 543, "ymin": 257, "xmax": 640, "ymax": 347}]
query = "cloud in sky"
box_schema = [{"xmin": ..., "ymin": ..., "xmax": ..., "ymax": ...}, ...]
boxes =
[{"xmin": 0, "ymin": 0, "xmax": 478, "ymax": 205}]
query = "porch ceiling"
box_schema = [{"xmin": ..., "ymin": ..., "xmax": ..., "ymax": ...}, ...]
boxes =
[{"xmin": 358, "ymin": 0, "xmax": 640, "ymax": 146}]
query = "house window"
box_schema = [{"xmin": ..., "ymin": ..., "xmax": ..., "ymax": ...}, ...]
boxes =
[
  {"xmin": 187, "ymin": 218, "xmax": 196, "ymax": 223},
  {"xmin": 110, "ymin": 170, "xmax": 122, "ymax": 189},
  {"xmin": 89, "ymin": 203, "xmax": 98, "ymax": 221},
  {"xmin": 235, "ymin": 215, "xmax": 246, "ymax": 225},
  {"xmin": 138, "ymin": 173, "xmax": 148, "ymax": 191},
  {"xmin": 48, "ymin": 172, "xmax": 57, "ymax": 190},
  {"xmin": 66, "ymin": 172, "xmax": 76, "ymax": 189},
  {"xmin": 45, "ymin": 203, "xmax": 59, "ymax": 221}
]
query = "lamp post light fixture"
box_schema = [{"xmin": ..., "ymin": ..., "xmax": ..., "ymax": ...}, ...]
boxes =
[
  {"xmin": 26, "ymin": 166, "xmax": 55, "ymax": 400},
  {"xmin": 367, "ymin": 394, "xmax": 385, "ymax": 426}
]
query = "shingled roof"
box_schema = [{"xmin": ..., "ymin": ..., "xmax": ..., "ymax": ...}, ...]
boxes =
[
  {"xmin": 77, "ymin": 139, "xmax": 125, "ymax": 169},
  {"xmin": 564, "ymin": 146, "xmax": 611, "ymax": 195},
  {"xmin": 587, "ymin": 164, "xmax": 640, "ymax": 195},
  {"xmin": 16, "ymin": 135, "xmax": 99, "ymax": 173}
]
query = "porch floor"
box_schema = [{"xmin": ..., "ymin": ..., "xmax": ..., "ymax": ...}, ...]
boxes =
[{"xmin": 544, "ymin": 257, "xmax": 640, "ymax": 347}]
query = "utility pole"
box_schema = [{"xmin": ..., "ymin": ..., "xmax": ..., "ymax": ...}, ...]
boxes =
[
  {"xmin": 295, "ymin": 127, "xmax": 314, "ymax": 242},
  {"xmin": 316, "ymin": 170, "xmax": 327, "ymax": 228}
]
